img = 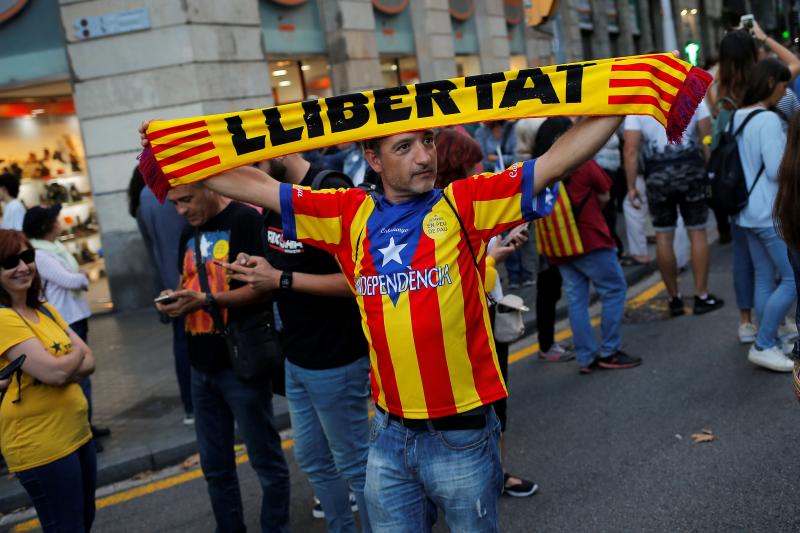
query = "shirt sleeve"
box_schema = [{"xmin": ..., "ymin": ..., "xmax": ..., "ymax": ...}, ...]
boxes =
[
  {"xmin": 0, "ymin": 309, "xmax": 35, "ymax": 357},
  {"xmin": 35, "ymin": 253, "xmax": 89, "ymax": 290},
  {"xmin": 280, "ymin": 182, "xmax": 353, "ymax": 255},
  {"xmin": 450, "ymin": 159, "xmax": 558, "ymax": 241}
]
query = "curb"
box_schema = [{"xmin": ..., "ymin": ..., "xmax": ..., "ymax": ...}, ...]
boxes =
[{"xmin": 0, "ymin": 263, "xmax": 656, "ymax": 515}]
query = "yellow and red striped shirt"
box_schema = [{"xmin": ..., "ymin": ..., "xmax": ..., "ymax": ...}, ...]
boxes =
[{"xmin": 280, "ymin": 160, "xmax": 556, "ymax": 419}]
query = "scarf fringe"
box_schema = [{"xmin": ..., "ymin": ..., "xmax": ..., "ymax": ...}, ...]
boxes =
[
  {"xmin": 666, "ymin": 66, "xmax": 713, "ymax": 144},
  {"xmin": 137, "ymin": 146, "xmax": 170, "ymax": 204}
]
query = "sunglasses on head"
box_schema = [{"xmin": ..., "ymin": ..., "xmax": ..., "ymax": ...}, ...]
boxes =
[{"xmin": 1, "ymin": 249, "xmax": 35, "ymax": 270}]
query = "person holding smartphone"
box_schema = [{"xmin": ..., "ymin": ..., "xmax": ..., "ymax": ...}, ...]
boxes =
[{"xmin": 0, "ymin": 229, "xmax": 97, "ymax": 533}]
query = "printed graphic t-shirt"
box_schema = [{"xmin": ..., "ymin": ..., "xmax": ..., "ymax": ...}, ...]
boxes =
[
  {"xmin": 178, "ymin": 201, "xmax": 268, "ymax": 373},
  {"xmin": 280, "ymin": 160, "xmax": 556, "ymax": 419},
  {"xmin": 264, "ymin": 166, "xmax": 368, "ymax": 370},
  {"xmin": 0, "ymin": 303, "xmax": 91, "ymax": 472}
]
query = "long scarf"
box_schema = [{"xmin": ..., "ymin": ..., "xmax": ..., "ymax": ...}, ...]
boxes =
[{"xmin": 138, "ymin": 53, "xmax": 711, "ymax": 201}]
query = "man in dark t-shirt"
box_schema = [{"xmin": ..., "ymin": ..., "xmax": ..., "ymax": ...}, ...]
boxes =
[
  {"xmin": 155, "ymin": 184, "xmax": 289, "ymax": 533},
  {"xmin": 227, "ymin": 153, "xmax": 372, "ymax": 531}
]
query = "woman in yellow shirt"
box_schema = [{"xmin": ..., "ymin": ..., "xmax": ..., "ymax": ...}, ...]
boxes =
[{"xmin": 0, "ymin": 229, "xmax": 96, "ymax": 532}]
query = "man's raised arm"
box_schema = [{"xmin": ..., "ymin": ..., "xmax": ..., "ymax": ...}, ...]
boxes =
[
  {"xmin": 139, "ymin": 121, "xmax": 282, "ymax": 212},
  {"xmin": 533, "ymin": 115, "xmax": 624, "ymax": 193}
]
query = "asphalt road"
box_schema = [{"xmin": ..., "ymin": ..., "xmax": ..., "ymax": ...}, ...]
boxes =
[{"xmin": 8, "ymin": 242, "xmax": 800, "ymax": 532}]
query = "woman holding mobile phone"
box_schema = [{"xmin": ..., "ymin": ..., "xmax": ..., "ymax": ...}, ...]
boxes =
[{"xmin": 0, "ymin": 229, "xmax": 97, "ymax": 532}]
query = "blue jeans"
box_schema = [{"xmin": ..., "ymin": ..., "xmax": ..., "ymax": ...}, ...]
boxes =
[
  {"xmin": 16, "ymin": 440, "xmax": 97, "ymax": 533},
  {"xmin": 789, "ymin": 248, "xmax": 800, "ymax": 347},
  {"xmin": 285, "ymin": 358, "xmax": 371, "ymax": 533},
  {"xmin": 732, "ymin": 222, "xmax": 755, "ymax": 311},
  {"xmin": 744, "ymin": 227, "xmax": 796, "ymax": 349},
  {"xmin": 172, "ymin": 318, "xmax": 193, "ymax": 415},
  {"xmin": 364, "ymin": 407, "xmax": 503, "ymax": 533},
  {"xmin": 191, "ymin": 367, "xmax": 290, "ymax": 533},
  {"xmin": 558, "ymin": 248, "xmax": 627, "ymax": 367}
]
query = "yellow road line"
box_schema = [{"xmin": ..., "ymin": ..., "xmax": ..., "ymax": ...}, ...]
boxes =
[{"xmin": 13, "ymin": 279, "xmax": 666, "ymax": 532}]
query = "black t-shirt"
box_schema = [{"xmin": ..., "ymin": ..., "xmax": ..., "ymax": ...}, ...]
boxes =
[
  {"xmin": 265, "ymin": 166, "xmax": 368, "ymax": 369},
  {"xmin": 178, "ymin": 202, "xmax": 269, "ymax": 373}
]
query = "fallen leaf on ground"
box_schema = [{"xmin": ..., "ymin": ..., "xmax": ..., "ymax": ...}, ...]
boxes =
[
  {"xmin": 132, "ymin": 470, "xmax": 153, "ymax": 481},
  {"xmin": 182, "ymin": 453, "xmax": 200, "ymax": 470},
  {"xmin": 691, "ymin": 429, "xmax": 715, "ymax": 443}
]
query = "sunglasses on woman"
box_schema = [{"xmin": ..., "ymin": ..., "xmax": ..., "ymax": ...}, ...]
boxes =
[{"xmin": 0, "ymin": 249, "xmax": 36, "ymax": 270}]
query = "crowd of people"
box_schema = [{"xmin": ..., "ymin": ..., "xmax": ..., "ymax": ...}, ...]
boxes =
[{"xmin": 1, "ymin": 18, "xmax": 800, "ymax": 533}]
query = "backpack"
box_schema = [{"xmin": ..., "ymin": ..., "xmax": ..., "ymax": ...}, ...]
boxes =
[{"xmin": 705, "ymin": 109, "xmax": 767, "ymax": 216}]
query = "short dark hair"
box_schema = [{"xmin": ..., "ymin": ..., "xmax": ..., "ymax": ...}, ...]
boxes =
[
  {"xmin": 741, "ymin": 58, "xmax": 791, "ymax": 107},
  {"xmin": 0, "ymin": 173, "xmax": 20, "ymax": 198},
  {"xmin": 361, "ymin": 137, "xmax": 384, "ymax": 153}
]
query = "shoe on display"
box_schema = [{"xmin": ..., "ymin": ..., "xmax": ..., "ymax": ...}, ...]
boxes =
[
  {"xmin": 503, "ymin": 472, "xmax": 539, "ymax": 497},
  {"xmin": 597, "ymin": 350, "xmax": 642, "ymax": 370},
  {"xmin": 778, "ymin": 319, "xmax": 799, "ymax": 342},
  {"xmin": 747, "ymin": 344, "xmax": 794, "ymax": 372},
  {"xmin": 538, "ymin": 343, "xmax": 575, "ymax": 362},
  {"xmin": 738, "ymin": 322, "xmax": 757, "ymax": 344},
  {"xmin": 693, "ymin": 293, "xmax": 724, "ymax": 315},
  {"xmin": 669, "ymin": 296, "xmax": 685, "ymax": 317}
]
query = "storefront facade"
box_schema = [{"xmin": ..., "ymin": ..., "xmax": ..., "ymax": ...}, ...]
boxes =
[{"xmin": 0, "ymin": 0, "xmax": 711, "ymax": 310}]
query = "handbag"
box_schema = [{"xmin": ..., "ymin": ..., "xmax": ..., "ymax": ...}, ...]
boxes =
[
  {"xmin": 494, "ymin": 294, "xmax": 529, "ymax": 344},
  {"xmin": 192, "ymin": 231, "xmax": 284, "ymax": 390}
]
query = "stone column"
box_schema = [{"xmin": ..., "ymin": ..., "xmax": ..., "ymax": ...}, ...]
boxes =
[
  {"xmin": 638, "ymin": 0, "xmax": 658, "ymax": 52},
  {"xmin": 317, "ymin": 0, "xmax": 383, "ymax": 93},
  {"xmin": 523, "ymin": 24, "xmax": 556, "ymax": 67},
  {"xmin": 409, "ymin": 0, "xmax": 457, "ymax": 81},
  {"xmin": 616, "ymin": 0, "xmax": 637, "ymax": 56},
  {"xmin": 557, "ymin": 0, "xmax": 586, "ymax": 63},
  {"xmin": 58, "ymin": 0, "xmax": 272, "ymax": 310},
  {"xmin": 474, "ymin": 0, "xmax": 511, "ymax": 73},
  {"xmin": 590, "ymin": 1, "xmax": 612, "ymax": 59}
]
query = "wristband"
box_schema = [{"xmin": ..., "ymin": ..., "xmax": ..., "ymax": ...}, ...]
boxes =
[
  {"xmin": 202, "ymin": 292, "xmax": 216, "ymax": 312},
  {"xmin": 279, "ymin": 271, "xmax": 293, "ymax": 291}
]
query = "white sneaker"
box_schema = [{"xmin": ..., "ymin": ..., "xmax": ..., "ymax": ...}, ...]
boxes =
[
  {"xmin": 738, "ymin": 322, "xmax": 757, "ymax": 344},
  {"xmin": 748, "ymin": 344, "xmax": 794, "ymax": 372},
  {"xmin": 778, "ymin": 319, "xmax": 798, "ymax": 342},
  {"xmin": 182, "ymin": 414, "xmax": 195, "ymax": 426}
]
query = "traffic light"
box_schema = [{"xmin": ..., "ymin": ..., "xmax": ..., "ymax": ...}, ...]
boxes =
[{"xmin": 684, "ymin": 41, "xmax": 701, "ymax": 66}]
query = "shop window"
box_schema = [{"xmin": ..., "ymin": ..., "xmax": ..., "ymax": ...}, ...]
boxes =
[
  {"xmin": 380, "ymin": 57, "xmax": 419, "ymax": 88},
  {"xmin": 0, "ymin": 94, "xmax": 111, "ymax": 312},
  {"xmin": 268, "ymin": 57, "xmax": 332, "ymax": 104},
  {"xmin": 455, "ymin": 55, "xmax": 481, "ymax": 77}
]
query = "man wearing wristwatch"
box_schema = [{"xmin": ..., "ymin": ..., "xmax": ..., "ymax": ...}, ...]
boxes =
[
  {"xmin": 226, "ymin": 153, "xmax": 372, "ymax": 532},
  {"xmin": 154, "ymin": 183, "xmax": 290, "ymax": 533}
]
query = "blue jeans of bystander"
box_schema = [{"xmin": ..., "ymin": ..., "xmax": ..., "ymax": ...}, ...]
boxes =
[
  {"xmin": 364, "ymin": 407, "xmax": 503, "ymax": 533},
  {"xmin": 16, "ymin": 440, "xmax": 97, "ymax": 533},
  {"xmin": 732, "ymin": 222, "xmax": 755, "ymax": 311},
  {"xmin": 558, "ymin": 248, "xmax": 627, "ymax": 367},
  {"xmin": 191, "ymin": 367, "xmax": 289, "ymax": 533},
  {"xmin": 743, "ymin": 227, "xmax": 796, "ymax": 349},
  {"xmin": 285, "ymin": 357, "xmax": 371, "ymax": 533}
]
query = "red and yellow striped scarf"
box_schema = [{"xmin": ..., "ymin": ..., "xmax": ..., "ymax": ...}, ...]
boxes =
[{"xmin": 139, "ymin": 53, "xmax": 711, "ymax": 201}]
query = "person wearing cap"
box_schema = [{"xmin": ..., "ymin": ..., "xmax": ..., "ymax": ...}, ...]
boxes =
[{"xmin": 23, "ymin": 205, "xmax": 110, "ymax": 446}]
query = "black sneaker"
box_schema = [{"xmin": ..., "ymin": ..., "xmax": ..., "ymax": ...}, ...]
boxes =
[
  {"xmin": 579, "ymin": 358, "xmax": 598, "ymax": 375},
  {"xmin": 694, "ymin": 293, "xmax": 724, "ymax": 315},
  {"xmin": 503, "ymin": 472, "xmax": 539, "ymax": 497},
  {"xmin": 597, "ymin": 350, "xmax": 642, "ymax": 370},
  {"xmin": 669, "ymin": 296, "xmax": 685, "ymax": 317}
]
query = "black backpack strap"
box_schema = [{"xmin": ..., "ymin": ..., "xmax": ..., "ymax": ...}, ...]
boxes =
[
  {"xmin": 310, "ymin": 169, "xmax": 353, "ymax": 190},
  {"xmin": 733, "ymin": 109, "xmax": 767, "ymax": 137}
]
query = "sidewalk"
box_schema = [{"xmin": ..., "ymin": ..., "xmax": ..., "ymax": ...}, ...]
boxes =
[{"xmin": 0, "ymin": 252, "xmax": 658, "ymax": 515}]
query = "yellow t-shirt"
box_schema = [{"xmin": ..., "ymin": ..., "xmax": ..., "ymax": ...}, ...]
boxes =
[{"xmin": 0, "ymin": 303, "xmax": 91, "ymax": 472}]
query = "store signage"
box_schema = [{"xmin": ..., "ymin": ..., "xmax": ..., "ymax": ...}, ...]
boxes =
[
  {"xmin": 72, "ymin": 8, "xmax": 150, "ymax": 40},
  {"xmin": 525, "ymin": 0, "xmax": 559, "ymax": 26},
  {"xmin": 372, "ymin": 0, "xmax": 408, "ymax": 15},
  {"xmin": 0, "ymin": 0, "xmax": 29, "ymax": 24}
]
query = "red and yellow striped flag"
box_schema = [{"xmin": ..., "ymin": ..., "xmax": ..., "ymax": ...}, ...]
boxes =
[{"xmin": 534, "ymin": 187, "xmax": 584, "ymax": 258}]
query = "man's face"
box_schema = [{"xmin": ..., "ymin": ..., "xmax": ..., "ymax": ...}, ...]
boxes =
[
  {"xmin": 166, "ymin": 185, "xmax": 215, "ymax": 227},
  {"xmin": 364, "ymin": 130, "xmax": 437, "ymax": 199}
]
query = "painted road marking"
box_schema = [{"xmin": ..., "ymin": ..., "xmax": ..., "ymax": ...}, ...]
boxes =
[{"xmin": 12, "ymin": 279, "xmax": 666, "ymax": 532}]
